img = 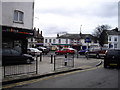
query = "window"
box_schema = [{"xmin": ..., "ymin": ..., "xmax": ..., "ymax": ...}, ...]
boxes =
[
  {"xmin": 14, "ymin": 10, "xmax": 24, "ymax": 23},
  {"xmin": 45, "ymin": 39, "xmax": 47, "ymax": 43},
  {"xmin": 49, "ymin": 39, "xmax": 51, "ymax": 43},
  {"xmin": 114, "ymin": 44, "xmax": 118, "ymax": 48},
  {"xmin": 66, "ymin": 39, "xmax": 68, "ymax": 44},
  {"xmin": 59, "ymin": 39, "xmax": 61, "ymax": 44},
  {"xmin": 114, "ymin": 37, "xmax": 117, "ymax": 42},
  {"xmin": 109, "ymin": 37, "xmax": 111, "ymax": 41},
  {"xmin": 53, "ymin": 39, "xmax": 55, "ymax": 43}
]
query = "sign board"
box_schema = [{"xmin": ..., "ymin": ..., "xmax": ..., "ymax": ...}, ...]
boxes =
[{"xmin": 85, "ymin": 37, "xmax": 91, "ymax": 43}]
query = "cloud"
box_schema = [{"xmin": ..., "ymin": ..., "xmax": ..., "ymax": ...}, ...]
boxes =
[{"xmin": 34, "ymin": 0, "xmax": 119, "ymax": 37}]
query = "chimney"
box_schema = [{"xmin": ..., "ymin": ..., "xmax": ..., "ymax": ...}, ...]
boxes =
[
  {"xmin": 41, "ymin": 31, "xmax": 42, "ymax": 36},
  {"xmin": 57, "ymin": 34, "xmax": 59, "ymax": 37}
]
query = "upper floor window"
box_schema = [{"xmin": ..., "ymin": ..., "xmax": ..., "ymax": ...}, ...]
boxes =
[
  {"xmin": 66, "ymin": 39, "xmax": 68, "ymax": 44},
  {"xmin": 59, "ymin": 39, "xmax": 61, "ymax": 44},
  {"xmin": 45, "ymin": 39, "xmax": 47, "ymax": 43},
  {"xmin": 53, "ymin": 39, "xmax": 55, "ymax": 43},
  {"xmin": 49, "ymin": 39, "xmax": 51, "ymax": 43},
  {"xmin": 108, "ymin": 37, "xmax": 111, "ymax": 41},
  {"xmin": 114, "ymin": 37, "xmax": 117, "ymax": 42},
  {"xmin": 14, "ymin": 10, "xmax": 24, "ymax": 23}
]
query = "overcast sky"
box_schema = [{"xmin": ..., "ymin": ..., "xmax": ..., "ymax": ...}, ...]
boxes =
[{"xmin": 34, "ymin": 0, "xmax": 119, "ymax": 37}]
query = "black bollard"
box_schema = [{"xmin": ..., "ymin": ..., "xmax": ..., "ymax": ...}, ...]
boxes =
[
  {"xmin": 51, "ymin": 54, "xmax": 53, "ymax": 64},
  {"xmin": 64, "ymin": 54, "xmax": 67, "ymax": 66},
  {"xmin": 40, "ymin": 53, "xmax": 42, "ymax": 62}
]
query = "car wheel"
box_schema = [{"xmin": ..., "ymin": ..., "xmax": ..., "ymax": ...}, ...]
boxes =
[
  {"xmin": 26, "ymin": 59, "xmax": 31, "ymax": 64},
  {"xmin": 96, "ymin": 54, "xmax": 100, "ymax": 59}
]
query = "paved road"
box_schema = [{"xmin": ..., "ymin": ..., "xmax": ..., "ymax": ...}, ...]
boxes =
[{"xmin": 8, "ymin": 66, "xmax": 119, "ymax": 89}]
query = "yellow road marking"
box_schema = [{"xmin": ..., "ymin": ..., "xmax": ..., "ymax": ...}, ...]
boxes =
[{"xmin": 3, "ymin": 65, "xmax": 103, "ymax": 89}]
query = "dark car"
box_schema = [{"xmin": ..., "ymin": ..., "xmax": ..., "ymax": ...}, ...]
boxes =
[
  {"xmin": 37, "ymin": 47, "xmax": 49, "ymax": 55},
  {"xmin": 104, "ymin": 49, "xmax": 120, "ymax": 68},
  {"xmin": 78, "ymin": 49, "xmax": 88, "ymax": 55},
  {"xmin": 2, "ymin": 48, "xmax": 34, "ymax": 65}
]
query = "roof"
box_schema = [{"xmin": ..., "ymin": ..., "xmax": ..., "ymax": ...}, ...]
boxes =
[
  {"xmin": 57, "ymin": 33, "xmax": 97, "ymax": 41},
  {"xmin": 106, "ymin": 30, "xmax": 120, "ymax": 35}
]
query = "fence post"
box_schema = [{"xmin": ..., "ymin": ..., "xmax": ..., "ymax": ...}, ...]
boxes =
[
  {"xmin": 51, "ymin": 54, "xmax": 53, "ymax": 64},
  {"xmin": 36, "ymin": 56, "xmax": 38, "ymax": 74},
  {"xmin": 54, "ymin": 55, "xmax": 55, "ymax": 71},
  {"xmin": 40, "ymin": 53, "xmax": 42, "ymax": 62}
]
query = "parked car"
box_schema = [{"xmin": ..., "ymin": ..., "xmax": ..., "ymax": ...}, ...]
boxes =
[
  {"xmin": 78, "ymin": 49, "xmax": 88, "ymax": 55},
  {"xmin": 27, "ymin": 48, "xmax": 42, "ymax": 56},
  {"xmin": 104, "ymin": 49, "xmax": 120, "ymax": 68},
  {"xmin": 85, "ymin": 48, "xmax": 107, "ymax": 59},
  {"xmin": 37, "ymin": 47, "xmax": 49, "ymax": 54},
  {"xmin": 2, "ymin": 48, "xmax": 34, "ymax": 65},
  {"xmin": 55, "ymin": 48, "xmax": 76, "ymax": 55}
]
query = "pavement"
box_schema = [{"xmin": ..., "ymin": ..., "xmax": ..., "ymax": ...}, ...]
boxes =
[{"xmin": 2, "ymin": 54, "xmax": 103, "ymax": 85}]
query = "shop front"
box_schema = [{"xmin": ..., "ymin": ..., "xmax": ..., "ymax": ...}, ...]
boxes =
[{"xmin": 2, "ymin": 25, "xmax": 34, "ymax": 54}]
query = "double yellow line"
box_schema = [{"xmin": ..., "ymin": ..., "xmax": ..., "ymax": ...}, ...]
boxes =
[{"xmin": 2, "ymin": 65, "xmax": 103, "ymax": 89}]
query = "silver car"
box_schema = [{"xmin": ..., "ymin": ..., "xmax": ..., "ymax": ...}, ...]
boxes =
[{"xmin": 27, "ymin": 48, "xmax": 42, "ymax": 56}]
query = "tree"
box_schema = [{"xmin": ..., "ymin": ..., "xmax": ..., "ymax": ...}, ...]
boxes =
[{"xmin": 93, "ymin": 25, "xmax": 111, "ymax": 47}]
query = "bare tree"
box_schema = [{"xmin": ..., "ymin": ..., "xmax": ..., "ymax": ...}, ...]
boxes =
[{"xmin": 93, "ymin": 25, "xmax": 111, "ymax": 47}]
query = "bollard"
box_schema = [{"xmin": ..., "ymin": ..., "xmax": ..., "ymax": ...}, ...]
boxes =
[
  {"xmin": 64, "ymin": 54, "xmax": 67, "ymax": 66},
  {"xmin": 54, "ymin": 55, "xmax": 56, "ymax": 71},
  {"xmin": 51, "ymin": 54, "xmax": 53, "ymax": 64},
  {"xmin": 77, "ymin": 51, "xmax": 79, "ymax": 58},
  {"xmin": 40, "ymin": 53, "xmax": 42, "ymax": 62}
]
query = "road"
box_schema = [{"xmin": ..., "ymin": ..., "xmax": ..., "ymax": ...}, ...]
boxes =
[{"xmin": 7, "ymin": 66, "xmax": 119, "ymax": 89}]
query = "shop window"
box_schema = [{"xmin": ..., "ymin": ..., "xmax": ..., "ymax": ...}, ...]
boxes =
[{"xmin": 13, "ymin": 10, "xmax": 24, "ymax": 23}]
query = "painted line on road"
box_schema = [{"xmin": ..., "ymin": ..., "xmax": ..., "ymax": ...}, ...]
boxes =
[{"xmin": 2, "ymin": 65, "xmax": 103, "ymax": 89}]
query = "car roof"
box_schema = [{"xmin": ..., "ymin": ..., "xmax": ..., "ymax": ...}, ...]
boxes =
[{"xmin": 28, "ymin": 48, "xmax": 40, "ymax": 51}]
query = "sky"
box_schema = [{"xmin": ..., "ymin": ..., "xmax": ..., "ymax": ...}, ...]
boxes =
[{"xmin": 34, "ymin": 0, "xmax": 119, "ymax": 37}]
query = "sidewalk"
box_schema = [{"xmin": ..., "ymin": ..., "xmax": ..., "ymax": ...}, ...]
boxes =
[{"xmin": 2, "ymin": 55, "xmax": 102, "ymax": 85}]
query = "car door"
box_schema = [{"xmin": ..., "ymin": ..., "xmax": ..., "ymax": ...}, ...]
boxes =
[
  {"xmin": 2, "ymin": 49, "xmax": 12, "ymax": 65},
  {"xmin": 10, "ymin": 49, "xmax": 23, "ymax": 63}
]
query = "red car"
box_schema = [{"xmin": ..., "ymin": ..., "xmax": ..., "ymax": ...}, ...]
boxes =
[
  {"xmin": 55, "ymin": 48, "xmax": 76, "ymax": 55},
  {"xmin": 85, "ymin": 48, "xmax": 107, "ymax": 59}
]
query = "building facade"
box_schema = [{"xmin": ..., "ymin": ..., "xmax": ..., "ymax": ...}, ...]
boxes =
[
  {"xmin": 44, "ymin": 33, "xmax": 99, "ymax": 51},
  {"xmin": 1, "ymin": 1, "xmax": 34, "ymax": 53}
]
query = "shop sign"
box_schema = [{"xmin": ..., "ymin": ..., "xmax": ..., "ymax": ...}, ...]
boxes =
[{"xmin": 2, "ymin": 28, "xmax": 33, "ymax": 35}]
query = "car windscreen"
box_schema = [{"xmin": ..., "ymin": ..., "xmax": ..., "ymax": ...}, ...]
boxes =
[
  {"xmin": 11, "ymin": 49, "xmax": 21, "ymax": 55},
  {"xmin": 2, "ymin": 49, "xmax": 11, "ymax": 55},
  {"xmin": 107, "ymin": 50, "xmax": 120, "ymax": 56}
]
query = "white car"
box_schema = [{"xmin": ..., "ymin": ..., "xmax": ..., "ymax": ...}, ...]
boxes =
[{"xmin": 27, "ymin": 48, "xmax": 42, "ymax": 56}]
